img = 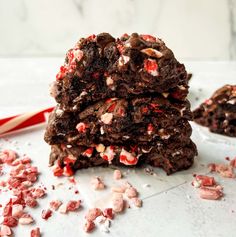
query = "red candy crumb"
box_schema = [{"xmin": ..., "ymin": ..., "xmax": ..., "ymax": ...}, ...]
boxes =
[
  {"xmin": 119, "ymin": 149, "xmax": 138, "ymax": 166},
  {"xmin": 196, "ymin": 175, "xmax": 216, "ymax": 187},
  {"xmin": 199, "ymin": 187, "xmax": 223, "ymax": 200},
  {"xmin": 83, "ymin": 220, "xmax": 95, "ymax": 233},
  {"xmin": 31, "ymin": 227, "xmax": 41, "ymax": 237},
  {"xmin": 140, "ymin": 34, "xmax": 156, "ymax": 42},
  {"xmin": 66, "ymin": 200, "xmax": 81, "ymax": 212},
  {"xmin": 103, "ymin": 208, "xmax": 114, "ymax": 220},
  {"xmin": 85, "ymin": 208, "xmax": 102, "ymax": 221},
  {"xmin": 76, "ymin": 122, "xmax": 87, "ymax": 133},
  {"xmin": 3, "ymin": 216, "xmax": 18, "ymax": 227},
  {"xmin": 144, "ymin": 59, "xmax": 158, "ymax": 76},
  {"xmin": 49, "ymin": 200, "xmax": 62, "ymax": 211},
  {"xmin": 53, "ymin": 165, "xmax": 64, "ymax": 177},
  {"xmin": 147, "ymin": 123, "xmax": 154, "ymax": 135},
  {"xmin": 83, "ymin": 148, "xmax": 94, "ymax": 158},
  {"xmin": 230, "ymin": 158, "xmax": 236, "ymax": 168},
  {"xmin": 41, "ymin": 209, "xmax": 52, "ymax": 220},
  {"xmin": 63, "ymin": 164, "xmax": 74, "ymax": 177},
  {"xmin": 63, "ymin": 155, "xmax": 76, "ymax": 165}
]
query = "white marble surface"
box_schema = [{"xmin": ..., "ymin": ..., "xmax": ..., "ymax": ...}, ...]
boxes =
[
  {"xmin": 0, "ymin": 0, "xmax": 236, "ymax": 59},
  {"xmin": 0, "ymin": 59, "xmax": 236, "ymax": 236}
]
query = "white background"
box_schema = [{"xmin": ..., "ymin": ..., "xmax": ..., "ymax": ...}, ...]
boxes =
[{"xmin": 0, "ymin": 0, "xmax": 236, "ymax": 60}]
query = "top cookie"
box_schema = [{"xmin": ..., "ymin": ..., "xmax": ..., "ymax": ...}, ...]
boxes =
[{"xmin": 50, "ymin": 33, "xmax": 189, "ymax": 112}]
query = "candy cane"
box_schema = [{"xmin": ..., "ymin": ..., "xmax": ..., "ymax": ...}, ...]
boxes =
[{"xmin": 0, "ymin": 107, "xmax": 54, "ymax": 136}]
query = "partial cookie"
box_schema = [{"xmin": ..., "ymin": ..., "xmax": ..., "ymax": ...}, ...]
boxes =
[{"xmin": 193, "ymin": 84, "xmax": 236, "ymax": 137}]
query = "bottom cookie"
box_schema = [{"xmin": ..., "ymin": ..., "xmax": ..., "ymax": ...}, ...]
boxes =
[{"xmin": 49, "ymin": 139, "xmax": 197, "ymax": 175}]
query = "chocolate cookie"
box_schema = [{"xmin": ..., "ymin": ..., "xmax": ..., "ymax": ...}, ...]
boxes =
[
  {"xmin": 45, "ymin": 96, "xmax": 192, "ymax": 146},
  {"xmin": 193, "ymin": 85, "xmax": 236, "ymax": 137},
  {"xmin": 49, "ymin": 139, "xmax": 197, "ymax": 175},
  {"xmin": 50, "ymin": 33, "xmax": 189, "ymax": 112}
]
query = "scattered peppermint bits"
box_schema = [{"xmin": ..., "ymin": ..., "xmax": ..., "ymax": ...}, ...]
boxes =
[
  {"xmin": 0, "ymin": 148, "xmax": 46, "ymax": 236},
  {"xmin": 208, "ymin": 163, "xmax": 235, "ymax": 178},
  {"xmin": 192, "ymin": 174, "xmax": 224, "ymax": 200},
  {"xmin": 113, "ymin": 169, "xmax": 122, "ymax": 180},
  {"xmin": 144, "ymin": 59, "xmax": 159, "ymax": 76},
  {"xmin": 91, "ymin": 177, "xmax": 105, "ymax": 190}
]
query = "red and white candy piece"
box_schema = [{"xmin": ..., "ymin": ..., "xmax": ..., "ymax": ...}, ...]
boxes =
[
  {"xmin": 141, "ymin": 48, "xmax": 163, "ymax": 58},
  {"xmin": 100, "ymin": 146, "xmax": 116, "ymax": 163},
  {"xmin": 76, "ymin": 122, "xmax": 87, "ymax": 133},
  {"xmin": 119, "ymin": 148, "xmax": 138, "ymax": 166},
  {"xmin": 144, "ymin": 59, "xmax": 159, "ymax": 76}
]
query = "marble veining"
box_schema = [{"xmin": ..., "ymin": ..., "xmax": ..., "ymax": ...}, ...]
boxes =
[{"xmin": 0, "ymin": 0, "xmax": 235, "ymax": 59}]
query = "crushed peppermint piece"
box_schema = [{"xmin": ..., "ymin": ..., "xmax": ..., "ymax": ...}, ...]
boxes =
[
  {"xmin": 118, "ymin": 55, "xmax": 130, "ymax": 67},
  {"xmin": 85, "ymin": 208, "xmax": 102, "ymax": 221},
  {"xmin": 103, "ymin": 208, "xmax": 114, "ymax": 220},
  {"xmin": 113, "ymin": 169, "xmax": 122, "ymax": 180},
  {"xmin": 111, "ymin": 186, "xmax": 126, "ymax": 193},
  {"xmin": 112, "ymin": 193, "xmax": 124, "ymax": 213},
  {"xmin": 96, "ymin": 144, "xmax": 105, "ymax": 153},
  {"xmin": 66, "ymin": 200, "xmax": 81, "ymax": 212},
  {"xmin": 195, "ymin": 175, "xmax": 216, "ymax": 187},
  {"xmin": 0, "ymin": 224, "xmax": 12, "ymax": 236},
  {"xmin": 76, "ymin": 122, "xmax": 87, "ymax": 133},
  {"xmin": 49, "ymin": 200, "xmax": 62, "ymax": 211},
  {"xmin": 144, "ymin": 59, "xmax": 158, "ymax": 76},
  {"xmin": 12, "ymin": 204, "xmax": 24, "ymax": 218},
  {"xmin": 58, "ymin": 204, "xmax": 67, "ymax": 214},
  {"xmin": 119, "ymin": 148, "xmax": 138, "ymax": 166},
  {"xmin": 91, "ymin": 177, "xmax": 105, "ymax": 190},
  {"xmin": 208, "ymin": 163, "xmax": 235, "ymax": 178},
  {"xmin": 141, "ymin": 48, "xmax": 163, "ymax": 58},
  {"xmin": 100, "ymin": 146, "xmax": 115, "ymax": 163},
  {"xmin": 125, "ymin": 187, "xmax": 138, "ymax": 198},
  {"xmin": 30, "ymin": 227, "xmax": 41, "ymax": 237},
  {"xmin": 199, "ymin": 187, "xmax": 223, "ymax": 200},
  {"xmin": 131, "ymin": 197, "xmax": 142, "ymax": 207},
  {"xmin": 19, "ymin": 213, "xmax": 34, "ymax": 225},
  {"xmin": 41, "ymin": 209, "xmax": 52, "ymax": 220},
  {"xmin": 83, "ymin": 220, "xmax": 95, "ymax": 233},
  {"xmin": 101, "ymin": 113, "xmax": 113, "ymax": 124}
]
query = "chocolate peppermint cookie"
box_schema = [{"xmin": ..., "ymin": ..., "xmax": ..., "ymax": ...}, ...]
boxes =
[
  {"xmin": 193, "ymin": 85, "xmax": 236, "ymax": 137},
  {"xmin": 45, "ymin": 96, "xmax": 192, "ymax": 146},
  {"xmin": 50, "ymin": 33, "xmax": 189, "ymax": 112},
  {"xmin": 49, "ymin": 139, "xmax": 197, "ymax": 175},
  {"xmin": 45, "ymin": 33, "xmax": 197, "ymax": 176}
]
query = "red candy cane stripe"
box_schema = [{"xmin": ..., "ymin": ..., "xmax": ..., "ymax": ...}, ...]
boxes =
[{"xmin": 0, "ymin": 107, "xmax": 54, "ymax": 135}]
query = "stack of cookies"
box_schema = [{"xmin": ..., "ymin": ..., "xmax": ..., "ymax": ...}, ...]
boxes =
[{"xmin": 45, "ymin": 33, "xmax": 197, "ymax": 176}]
